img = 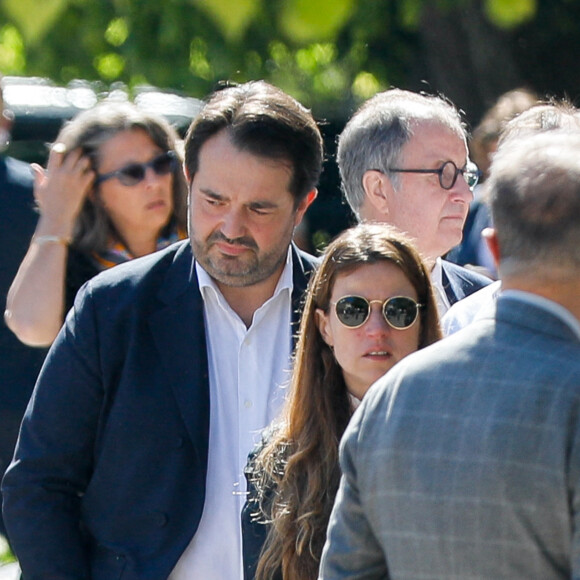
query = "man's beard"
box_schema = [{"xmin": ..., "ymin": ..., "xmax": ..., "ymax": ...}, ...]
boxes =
[{"xmin": 191, "ymin": 229, "xmax": 290, "ymax": 288}]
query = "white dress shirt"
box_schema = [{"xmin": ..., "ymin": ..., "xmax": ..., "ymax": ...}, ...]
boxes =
[
  {"xmin": 442, "ymin": 280, "xmax": 502, "ymax": 335},
  {"xmin": 441, "ymin": 285, "xmax": 580, "ymax": 339},
  {"xmin": 169, "ymin": 249, "xmax": 294, "ymax": 579}
]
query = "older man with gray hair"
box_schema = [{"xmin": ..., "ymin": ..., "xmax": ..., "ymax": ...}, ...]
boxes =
[
  {"xmin": 338, "ymin": 89, "xmax": 490, "ymax": 315},
  {"xmin": 320, "ymin": 129, "xmax": 580, "ymax": 580}
]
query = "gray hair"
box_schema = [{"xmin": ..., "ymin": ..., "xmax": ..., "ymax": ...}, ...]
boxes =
[
  {"xmin": 337, "ymin": 89, "xmax": 466, "ymax": 219},
  {"xmin": 489, "ymin": 130, "xmax": 580, "ymax": 276},
  {"xmin": 498, "ymin": 100, "xmax": 580, "ymax": 148}
]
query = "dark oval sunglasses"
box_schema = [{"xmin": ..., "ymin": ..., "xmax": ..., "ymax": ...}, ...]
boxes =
[
  {"xmin": 332, "ymin": 295, "xmax": 423, "ymax": 330},
  {"xmin": 95, "ymin": 151, "xmax": 177, "ymax": 187}
]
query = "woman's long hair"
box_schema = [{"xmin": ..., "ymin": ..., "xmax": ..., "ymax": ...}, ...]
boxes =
[
  {"xmin": 251, "ymin": 223, "xmax": 442, "ymax": 580},
  {"xmin": 55, "ymin": 101, "xmax": 188, "ymax": 255}
]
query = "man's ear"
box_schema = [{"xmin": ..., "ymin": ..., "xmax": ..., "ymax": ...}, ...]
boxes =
[
  {"xmin": 361, "ymin": 170, "xmax": 393, "ymax": 217},
  {"xmin": 482, "ymin": 227, "xmax": 500, "ymax": 267},
  {"xmin": 294, "ymin": 188, "xmax": 317, "ymax": 227}
]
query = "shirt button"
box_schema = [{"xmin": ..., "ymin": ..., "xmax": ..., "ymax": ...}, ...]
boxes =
[{"xmin": 244, "ymin": 399, "xmax": 253, "ymax": 409}]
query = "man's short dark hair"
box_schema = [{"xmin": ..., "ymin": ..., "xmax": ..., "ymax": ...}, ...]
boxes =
[{"xmin": 184, "ymin": 81, "xmax": 323, "ymax": 202}]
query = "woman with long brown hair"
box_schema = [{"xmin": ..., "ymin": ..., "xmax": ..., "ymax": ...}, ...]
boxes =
[{"xmin": 242, "ymin": 223, "xmax": 442, "ymax": 580}]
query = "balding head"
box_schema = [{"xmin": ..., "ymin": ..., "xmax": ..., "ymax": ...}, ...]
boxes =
[{"xmin": 488, "ymin": 130, "xmax": 580, "ymax": 279}]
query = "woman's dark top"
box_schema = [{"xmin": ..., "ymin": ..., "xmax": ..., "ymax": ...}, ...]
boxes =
[
  {"xmin": 64, "ymin": 247, "xmax": 101, "ymax": 314},
  {"xmin": 64, "ymin": 229, "xmax": 186, "ymax": 314}
]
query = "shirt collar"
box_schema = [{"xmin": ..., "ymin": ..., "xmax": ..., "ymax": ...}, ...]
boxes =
[
  {"xmin": 430, "ymin": 257, "xmax": 451, "ymax": 315},
  {"xmin": 502, "ymin": 289, "xmax": 580, "ymax": 341},
  {"xmin": 196, "ymin": 245, "xmax": 294, "ymax": 303},
  {"xmin": 431, "ymin": 257, "xmax": 443, "ymax": 287}
]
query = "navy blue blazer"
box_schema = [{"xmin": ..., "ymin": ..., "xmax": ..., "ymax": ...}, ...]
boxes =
[
  {"xmin": 0, "ymin": 156, "xmax": 48, "ymax": 536},
  {"xmin": 446, "ymin": 200, "xmax": 492, "ymax": 269},
  {"xmin": 2, "ymin": 240, "xmax": 318, "ymax": 580},
  {"xmin": 441, "ymin": 259, "xmax": 491, "ymax": 306}
]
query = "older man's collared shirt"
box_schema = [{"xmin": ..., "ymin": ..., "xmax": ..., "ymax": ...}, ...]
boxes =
[
  {"xmin": 169, "ymin": 248, "xmax": 294, "ymax": 580},
  {"xmin": 442, "ymin": 280, "xmax": 502, "ymax": 335}
]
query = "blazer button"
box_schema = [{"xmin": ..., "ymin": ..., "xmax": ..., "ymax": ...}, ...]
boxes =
[{"xmin": 174, "ymin": 436, "xmax": 185, "ymax": 449}]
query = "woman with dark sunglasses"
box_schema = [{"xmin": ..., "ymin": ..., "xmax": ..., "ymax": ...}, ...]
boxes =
[
  {"xmin": 242, "ymin": 223, "xmax": 442, "ymax": 580},
  {"xmin": 5, "ymin": 101, "xmax": 188, "ymax": 346}
]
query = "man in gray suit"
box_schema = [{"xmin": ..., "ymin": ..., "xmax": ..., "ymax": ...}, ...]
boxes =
[{"xmin": 319, "ymin": 130, "xmax": 580, "ymax": 579}]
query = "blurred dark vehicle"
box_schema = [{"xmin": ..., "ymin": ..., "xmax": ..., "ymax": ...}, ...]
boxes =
[{"xmin": 3, "ymin": 76, "xmax": 204, "ymax": 163}]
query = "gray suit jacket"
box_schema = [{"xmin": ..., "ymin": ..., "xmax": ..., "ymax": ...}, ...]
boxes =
[{"xmin": 320, "ymin": 294, "xmax": 580, "ymax": 580}]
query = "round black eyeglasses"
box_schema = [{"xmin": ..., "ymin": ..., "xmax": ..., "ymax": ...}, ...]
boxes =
[
  {"xmin": 387, "ymin": 160, "xmax": 481, "ymax": 191},
  {"xmin": 95, "ymin": 151, "xmax": 177, "ymax": 187},
  {"xmin": 332, "ymin": 295, "xmax": 423, "ymax": 330}
]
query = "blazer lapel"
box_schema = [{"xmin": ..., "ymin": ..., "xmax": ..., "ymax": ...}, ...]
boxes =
[
  {"xmin": 148, "ymin": 243, "xmax": 210, "ymax": 461},
  {"xmin": 290, "ymin": 244, "xmax": 319, "ymax": 347},
  {"xmin": 147, "ymin": 243, "xmax": 317, "ymax": 454},
  {"xmin": 441, "ymin": 263, "xmax": 461, "ymax": 306}
]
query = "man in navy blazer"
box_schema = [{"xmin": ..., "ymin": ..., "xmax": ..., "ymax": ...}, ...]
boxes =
[
  {"xmin": 0, "ymin": 77, "xmax": 48, "ymax": 539},
  {"xmin": 337, "ymin": 88, "xmax": 490, "ymax": 317},
  {"xmin": 320, "ymin": 130, "xmax": 580, "ymax": 579},
  {"xmin": 2, "ymin": 81, "xmax": 322, "ymax": 579}
]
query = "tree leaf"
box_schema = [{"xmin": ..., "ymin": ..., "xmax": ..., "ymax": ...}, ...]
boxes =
[
  {"xmin": 279, "ymin": 0, "xmax": 354, "ymax": 43},
  {"xmin": 1, "ymin": 0, "xmax": 68, "ymax": 45},
  {"xmin": 190, "ymin": 0, "xmax": 261, "ymax": 42},
  {"xmin": 0, "ymin": 24, "xmax": 26, "ymax": 73},
  {"xmin": 484, "ymin": 0, "xmax": 537, "ymax": 28}
]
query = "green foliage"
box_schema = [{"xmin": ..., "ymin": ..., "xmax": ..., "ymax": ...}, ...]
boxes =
[
  {"xmin": 398, "ymin": 0, "xmax": 424, "ymax": 29},
  {"xmin": 0, "ymin": 535, "xmax": 15, "ymax": 564},
  {"xmin": 0, "ymin": 24, "xmax": 25, "ymax": 73},
  {"xmin": 0, "ymin": 0, "xmax": 404, "ymax": 117},
  {"xmin": 263, "ymin": 39, "xmax": 380, "ymax": 117},
  {"xmin": 352, "ymin": 71, "xmax": 382, "ymax": 101},
  {"xmin": 484, "ymin": 0, "xmax": 537, "ymax": 28},
  {"xmin": 0, "ymin": 0, "xmax": 548, "ymax": 119},
  {"xmin": 105, "ymin": 18, "xmax": 129, "ymax": 47},
  {"xmin": 191, "ymin": 0, "xmax": 260, "ymax": 43},
  {"xmin": 279, "ymin": 0, "xmax": 355, "ymax": 43},
  {"xmin": 95, "ymin": 52, "xmax": 125, "ymax": 80},
  {"xmin": 1, "ymin": 0, "xmax": 68, "ymax": 45}
]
